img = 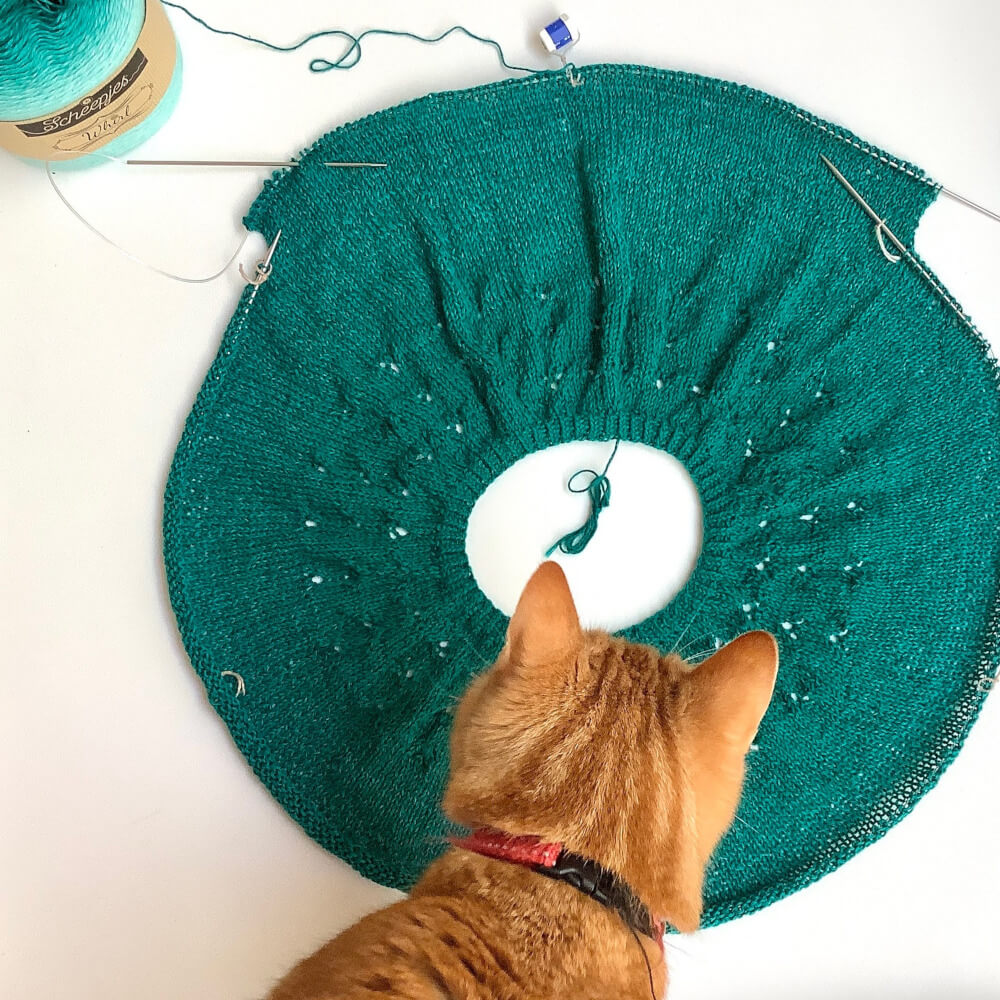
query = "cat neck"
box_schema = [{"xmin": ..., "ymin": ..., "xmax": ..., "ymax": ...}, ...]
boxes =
[
  {"xmin": 450, "ymin": 827, "xmax": 666, "ymax": 942},
  {"xmin": 466, "ymin": 804, "xmax": 698, "ymax": 932},
  {"xmin": 413, "ymin": 845, "xmax": 667, "ymax": 995},
  {"xmin": 561, "ymin": 821, "xmax": 688, "ymax": 927}
]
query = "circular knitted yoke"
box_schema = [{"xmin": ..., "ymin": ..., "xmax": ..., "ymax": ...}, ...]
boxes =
[{"xmin": 164, "ymin": 65, "xmax": 1000, "ymax": 925}]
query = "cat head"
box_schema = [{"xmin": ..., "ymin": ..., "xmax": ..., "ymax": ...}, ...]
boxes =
[{"xmin": 444, "ymin": 561, "xmax": 778, "ymax": 932}]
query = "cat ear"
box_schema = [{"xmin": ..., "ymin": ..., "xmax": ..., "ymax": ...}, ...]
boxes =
[
  {"xmin": 506, "ymin": 561, "xmax": 581, "ymax": 670},
  {"xmin": 686, "ymin": 631, "xmax": 779, "ymax": 748}
]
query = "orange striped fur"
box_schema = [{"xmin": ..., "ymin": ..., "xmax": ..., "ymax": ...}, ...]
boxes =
[{"xmin": 269, "ymin": 562, "xmax": 778, "ymax": 999}]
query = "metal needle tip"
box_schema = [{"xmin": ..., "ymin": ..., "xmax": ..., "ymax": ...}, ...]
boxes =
[
  {"xmin": 820, "ymin": 153, "xmax": 1000, "ymax": 228},
  {"xmin": 938, "ymin": 185, "xmax": 1000, "ymax": 226}
]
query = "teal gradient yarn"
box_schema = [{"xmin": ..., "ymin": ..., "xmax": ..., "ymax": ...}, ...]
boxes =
[
  {"xmin": 0, "ymin": 1, "xmax": 145, "ymax": 116},
  {"xmin": 0, "ymin": 0, "xmax": 182, "ymax": 164},
  {"xmin": 164, "ymin": 66, "xmax": 1000, "ymax": 924},
  {"xmin": 96, "ymin": 41, "xmax": 183, "ymax": 162}
]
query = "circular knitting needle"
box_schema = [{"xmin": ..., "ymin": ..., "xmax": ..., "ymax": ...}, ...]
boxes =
[
  {"xmin": 937, "ymin": 185, "xmax": 1000, "ymax": 225},
  {"xmin": 124, "ymin": 158, "xmax": 387, "ymax": 167},
  {"xmin": 821, "ymin": 153, "xmax": 1000, "ymax": 228}
]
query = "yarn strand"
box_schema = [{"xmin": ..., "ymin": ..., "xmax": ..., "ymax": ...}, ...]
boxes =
[
  {"xmin": 545, "ymin": 439, "xmax": 621, "ymax": 557},
  {"xmin": 161, "ymin": 2, "xmax": 542, "ymax": 76}
]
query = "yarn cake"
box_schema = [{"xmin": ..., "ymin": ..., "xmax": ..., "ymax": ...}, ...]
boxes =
[
  {"xmin": 163, "ymin": 64, "xmax": 1000, "ymax": 925},
  {"xmin": 0, "ymin": 0, "xmax": 183, "ymax": 164}
]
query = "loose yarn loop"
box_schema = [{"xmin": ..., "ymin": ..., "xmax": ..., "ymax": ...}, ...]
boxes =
[
  {"xmin": 162, "ymin": 65, "xmax": 1000, "ymax": 924},
  {"xmin": 546, "ymin": 439, "xmax": 620, "ymax": 556},
  {"xmin": 162, "ymin": 1, "xmax": 542, "ymax": 76},
  {"xmin": 28, "ymin": 2, "xmax": 540, "ymax": 273}
]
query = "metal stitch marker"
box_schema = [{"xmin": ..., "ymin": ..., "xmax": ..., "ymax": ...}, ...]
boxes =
[
  {"xmin": 45, "ymin": 151, "xmax": 383, "ymax": 284},
  {"xmin": 240, "ymin": 229, "xmax": 282, "ymax": 287}
]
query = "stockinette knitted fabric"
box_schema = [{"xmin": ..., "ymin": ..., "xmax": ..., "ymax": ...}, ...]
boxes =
[{"xmin": 163, "ymin": 64, "xmax": 1000, "ymax": 925}]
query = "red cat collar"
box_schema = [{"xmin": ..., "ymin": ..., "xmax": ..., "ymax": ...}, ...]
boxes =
[{"xmin": 451, "ymin": 828, "xmax": 666, "ymax": 947}]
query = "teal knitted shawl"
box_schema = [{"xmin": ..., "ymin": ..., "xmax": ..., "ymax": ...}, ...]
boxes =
[{"xmin": 164, "ymin": 64, "xmax": 1000, "ymax": 925}]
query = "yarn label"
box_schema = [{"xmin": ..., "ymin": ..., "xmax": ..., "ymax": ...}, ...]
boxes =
[{"xmin": 0, "ymin": 0, "xmax": 176, "ymax": 160}]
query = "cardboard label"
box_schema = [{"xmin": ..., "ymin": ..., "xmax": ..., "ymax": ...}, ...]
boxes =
[{"xmin": 0, "ymin": 0, "xmax": 176, "ymax": 160}]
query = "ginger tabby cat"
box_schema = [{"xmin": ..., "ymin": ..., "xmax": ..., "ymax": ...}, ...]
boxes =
[{"xmin": 269, "ymin": 561, "xmax": 778, "ymax": 999}]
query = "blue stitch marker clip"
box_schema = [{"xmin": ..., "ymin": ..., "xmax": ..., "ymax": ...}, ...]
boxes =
[
  {"xmin": 539, "ymin": 14, "xmax": 580, "ymax": 56},
  {"xmin": 539, "ymin": 13, "xmax": 582, "ymax": 86}
]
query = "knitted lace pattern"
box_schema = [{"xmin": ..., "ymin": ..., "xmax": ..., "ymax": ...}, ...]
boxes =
[{"xmin": 163, "ymin": 64, "xmax": 1000, "ymax": 925}]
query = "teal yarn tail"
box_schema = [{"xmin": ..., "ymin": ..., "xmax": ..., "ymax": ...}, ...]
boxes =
[
  {"xmin": 161, "ymin": 1, "xmax": 542, "ymax": 76},
  {"xmin": 546, "ymin": 439, "xmax": 620, "ymax": 557},
  {"xmin": 163, "ymin": 65, "xmax": 1000, "ymax": 922}
]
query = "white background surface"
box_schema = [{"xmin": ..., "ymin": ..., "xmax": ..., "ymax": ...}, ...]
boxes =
[
  {"xmin": 3, "ymin": 2, "xmax": 1000, "ymax": 998},
  {"xmin": 468, "ymin": 441, "xmax": 705, "ymax": 631}
]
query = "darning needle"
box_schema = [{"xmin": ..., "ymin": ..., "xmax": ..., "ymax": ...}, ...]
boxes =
[
  {"xmin": 820, "ymin": 153, "xmax": 999, "ymax": 228},
  {"xmin": 819, "ymin": 153, "xmax": 981, "ymax": 332},
  {"xmin": 819, "ymin": 153, "xmax": 908, "ymax": 258}
]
